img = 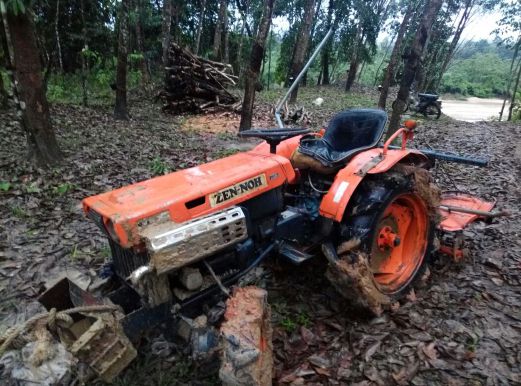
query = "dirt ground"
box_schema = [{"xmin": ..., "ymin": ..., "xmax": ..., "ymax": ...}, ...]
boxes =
[{"xmin": 0, "ymin": 86, "xmax": 520, "ymax": 385}]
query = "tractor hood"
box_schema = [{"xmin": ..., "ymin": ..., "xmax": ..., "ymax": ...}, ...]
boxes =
[{"xmin": 83, "ymin": 150, "xmax": 295, "ymax": 248}]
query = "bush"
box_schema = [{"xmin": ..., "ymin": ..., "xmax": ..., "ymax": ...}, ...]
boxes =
[{"xmin": 46, "ymin": 59, "xmax": 144, "ymax": 106}]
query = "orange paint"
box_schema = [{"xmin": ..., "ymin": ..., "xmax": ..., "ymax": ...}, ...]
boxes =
[
  {"xmin": 83, "ymin": 150, "xmax": 296, "ymax": 248},
  {"xmin": 438, "ymin": 192, "xmax": 495, "ymax": 232},
  {"xmin": 319, "ymin": 147, "xmax": 428, "ymax": 222},
  {"xmin": 372, "ymin": 193, "xmax": 428, "ymax": 292}
]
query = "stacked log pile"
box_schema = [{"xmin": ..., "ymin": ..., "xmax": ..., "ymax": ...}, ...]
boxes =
[{"xmin": 159, "ymin": 43, "xmax": 239, "ymax": 113}]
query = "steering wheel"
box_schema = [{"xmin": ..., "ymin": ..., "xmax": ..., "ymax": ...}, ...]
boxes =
[{"xmin": 239, "ymin": 128, "xmax": 311, "ymax": 153}]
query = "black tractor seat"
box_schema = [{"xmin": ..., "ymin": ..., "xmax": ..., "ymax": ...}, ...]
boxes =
[
  {"xmin": 418, "ymin": 93, "xmax": 439, "ymax": 100},
  {"xmin": 297, "ymin": 109, "xmax": 388, "ymax": 168}
]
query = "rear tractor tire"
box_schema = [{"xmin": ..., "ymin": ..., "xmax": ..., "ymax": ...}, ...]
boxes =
[{"xmin": 326, "ymin": 168, "xmax": 437, "ymax": 314}]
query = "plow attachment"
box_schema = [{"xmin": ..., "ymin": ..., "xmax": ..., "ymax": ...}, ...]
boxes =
[{"xmin": 436, "ymin": 192, "xmax": 508, "ymax": 261}]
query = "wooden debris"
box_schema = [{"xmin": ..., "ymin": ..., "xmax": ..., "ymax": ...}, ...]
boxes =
[
  {"xmin": 158, "ymin": 43, "xmax": 239, "ymax": 114},
  {"xmin": 219, "ymin": 286, "xmax": 273, "ymax": 386},
  {"xmin": 280, "ymin": 102, "xmax": 312, "ymax": 126}
]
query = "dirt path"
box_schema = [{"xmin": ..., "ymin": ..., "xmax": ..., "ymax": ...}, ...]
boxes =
[{"xmin": 442, "ymin": 97, "xmax": 509, "ymax": 122}]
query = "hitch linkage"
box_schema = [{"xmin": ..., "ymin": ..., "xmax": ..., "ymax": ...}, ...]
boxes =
[{"xmin": 386, "ymin": 145, "xmax": 489, "ymax": 167}]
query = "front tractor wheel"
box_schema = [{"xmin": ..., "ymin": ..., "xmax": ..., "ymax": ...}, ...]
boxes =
[{"xmin": 327, "ymin": 171, "xmax": 435, "ymax": 314}]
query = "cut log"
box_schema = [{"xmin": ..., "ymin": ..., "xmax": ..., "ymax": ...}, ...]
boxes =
[
  {"xmin": 219, "ymin": 286, "xmax": 273, "ymax": 386},
  {"xmin": 159, "ymin": 43, "xmax": 238, "ymax": 114}
]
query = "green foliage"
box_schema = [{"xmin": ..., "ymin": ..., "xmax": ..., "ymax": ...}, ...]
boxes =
[
  {"xmin": 214, "ymin": 148, "xmax": 241, "ymax": 158},
  {"xmin": 441, "ymin": 53, "xmax": 510, "ymax": 97},
  {"xmin": 280, "ymin": 316, "xmax": 297, "ymax": 332},
  {"xmin": 53, "ymin": 182, "xmax": 74, "ymax": 196},
  {"xmin": 4, "ymin": 0, "xmax": 27, "ymax": 15},
  {"xmin": 0, "ymin": 181, "xmax": 10, "ymax": 191},
  {"xmin": 46, "ymin": 66, "xmax": 143, "ymax": 106},
  {"xmin": 10, "ymin": 205, "xmax": 27, "ymax": 218},
  {"xmin": 25, "ymin": 183, "xmax": 41, "ymax": 193},
  {"xmin": 149, "ymin": 157, "xmax": 169, "ymax": 176}
]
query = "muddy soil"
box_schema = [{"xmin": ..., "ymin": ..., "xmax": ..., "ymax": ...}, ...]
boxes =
[{"xmin": 0, "ymin": 87, "xmax": 520, "ymax": 385}]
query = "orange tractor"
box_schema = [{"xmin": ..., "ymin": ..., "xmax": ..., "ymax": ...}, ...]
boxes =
[
  {"xmin": 16, "ymin": 32, "xmax": 504, "ymax": 385},
  {"xmin": 29, "ymin": 108, "xmax": 502, "ymax": 384},
  {"xmin": 80, "ymin": 109, "xmax": 498, "ymax": 325}
]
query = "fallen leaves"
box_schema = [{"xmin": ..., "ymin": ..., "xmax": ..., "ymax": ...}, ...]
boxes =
[{"xmin": 1, "ymin": 87, "xmax": 521, "ymax": 385}]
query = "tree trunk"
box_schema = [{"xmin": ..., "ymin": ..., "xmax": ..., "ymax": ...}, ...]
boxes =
[
  {"xmin": 239, "ymin": 0, "xmax": 274, "ymax": 131},
  {"xmin": 114, "ymin": 0, "xmax": 130, "ymax": 120},
  {"xmin": 223, "ymin": 1, "xmax": 229, "ymax": 64},
  {"xmin": 378, "ymin": 2, "xmax": 415, "ymax": 109},
  {"xmin": 135, "ymin": 0, "xmax": 151, "ymax": 86},
  {"xmin": 0, "ymin": 69, "xmax": 7, "ymax": 108},
  {"xmin": 0, "ymin": 19, "xmax": 8, "ymax": 108},
  {"xmin": 344, "ymin": 56, "xmax": 359, "ymax": 91},
  {"xmin": 161, "ymin": 0, "xmax": 172, "ymax": 65},
  {"xmin": 194, "ymin": 0, "xmax": 206, "ymax": 55},
  {"xmin": 288, "ymin": 0, "xmax": 316, "ymax": 103},
  {"xmin": 415, "ymin": 32, "xmax": 433, "ymax": 92},
  {"xmin": 387, "ymin": 0, "xmax": 443, "ymax": 135},
  {"xmin": 213, "ymin": 0, "xmax": 227, "ymax": 61},
  {"xmin": 79, "ymin": 0, "xmax": 88, "ymax": 106},
  {"xmin": 373, "ymin": 36, "xmax": 394, "ymax": 86},
  {"xmin": 508, "ymin": 57, "xmax": 521, "ymax": 121},
  {"xmin": 235, "ymin": 0, "xmax": 250, "ymax": 80},
  {"xmin": 357, "ymin": 60, "xmax": 366, "ymax": 82},
  {"xmin": 345, "ymin": 26, "xmax": 363, "ymax": 92},
  {"xmin": 2, "ymin": 5, "xmax": 62, "ymax": 166},
  {"xmin": 499, "ymin": 39, "xmax": 520, "ymax": 121},
  {"xmin": 54, "ymin": 0, "xmax": 63, "ymax": 72},
  {"xmin": 434, "ymin": 0, "xmax": 474, "ymax": 90}
]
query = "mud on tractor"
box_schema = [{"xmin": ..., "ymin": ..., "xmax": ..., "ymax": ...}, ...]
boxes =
[{"xmin": 25, "ymin": 107, "xmax": 501, "ymax": 384}]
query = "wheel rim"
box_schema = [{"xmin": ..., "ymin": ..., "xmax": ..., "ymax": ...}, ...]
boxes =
[{"xmin": 369, "ymin": 193, "xmax": 429, "ymax": 294}]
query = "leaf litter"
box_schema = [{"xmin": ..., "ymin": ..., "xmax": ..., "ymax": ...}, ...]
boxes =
[{"xmin": 0, "ymin": 87, "xmax": 520, "ymax": 385}]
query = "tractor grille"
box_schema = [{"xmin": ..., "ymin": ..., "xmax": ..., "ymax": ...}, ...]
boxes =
[
  {"xmin": 87, "ymin": 209, "xmax": 107, "ymax": 235},
  {"xmin": 88, "ymin": 209, "xmax": 149, "ymax": 278},
  {"xmin": 141, "ymin": 206, "xmax": 248, "ymax": 274},
  {"xmin": 109, "ymin": 239, "xmax": 149, "ymax": 279}
]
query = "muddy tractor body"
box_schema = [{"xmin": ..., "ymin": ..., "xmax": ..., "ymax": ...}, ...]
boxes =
[
  {"xmin": 77, "ymin": 109, "xmax": 495, "ymax": 340},
  {"xmin": 28, "ymin": 108, "xmax": 498, "ymax": 383}
]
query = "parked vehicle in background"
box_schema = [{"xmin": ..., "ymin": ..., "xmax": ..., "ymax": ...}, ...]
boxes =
[{"xmin": 393, "ymin": 91, "xmax": 442, "ymax": 119}]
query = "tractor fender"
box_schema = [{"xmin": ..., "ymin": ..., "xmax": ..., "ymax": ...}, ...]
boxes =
[{"xmin": 319, "ymin": 148, "xmax": 429, "ymax": 222}]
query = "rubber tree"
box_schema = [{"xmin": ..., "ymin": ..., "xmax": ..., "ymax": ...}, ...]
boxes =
[
  {"xmin": 432, "ymin": 0, "xmax": 475, "ymax": 90},
  {"xmin": 161, "ymin": 0, "xmax": 173, "ymax": 65},
  {"xmin": 114, "ymin": 0, "xmax": 130, "ymax": 120},
  {"xmin": 79, "ymin": 0, "xmax": 88, "ymax": 106},
  {"xmin": 194, "ymin": 0, "xmax": 206, "ymax": 55},
  {"xmin": 288, "ymin": 0, "xmax": 316, "ymax": 103},
  {"xmin": 0, "ymin": 26, "xmax": 7, "ymax": 108},
  {"xmin": 378, "ymin": 1, "xmax": 416, "ymax": 108},
  {"xmin": 499, "ymin": 37, "xmax": 520, "ymax": 121},
  {"xmin": 239, "ymin": 0, "xmax": 275, "ymax": 131},
  {"xmin": 320, "ymin": 0, "xmax": 335, "ymax": 85},
  {"xmin": 508, "ymin": 56, "xmax": 521, "ymax": 121},
  {"xmin": 387, "ymin": 0, "xmax": 444, "ymax": 136},
  {"xmin": 212, "ymin": 0, "xmax": 227, "ymax": 61},
  {"xmin": 1, "ymin": 0, "xmax": 62, "ymax": 166},
  {"xmin": 0, "ymin": 69, "xmax": 6, "ymax": 108},
  {"xmin": 345, "ymin": 0, "xmax": 390, "ymax": 92},
  {"xmin": 134, "ymin": 0, "xmax": 151, "ymax": 86}
]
